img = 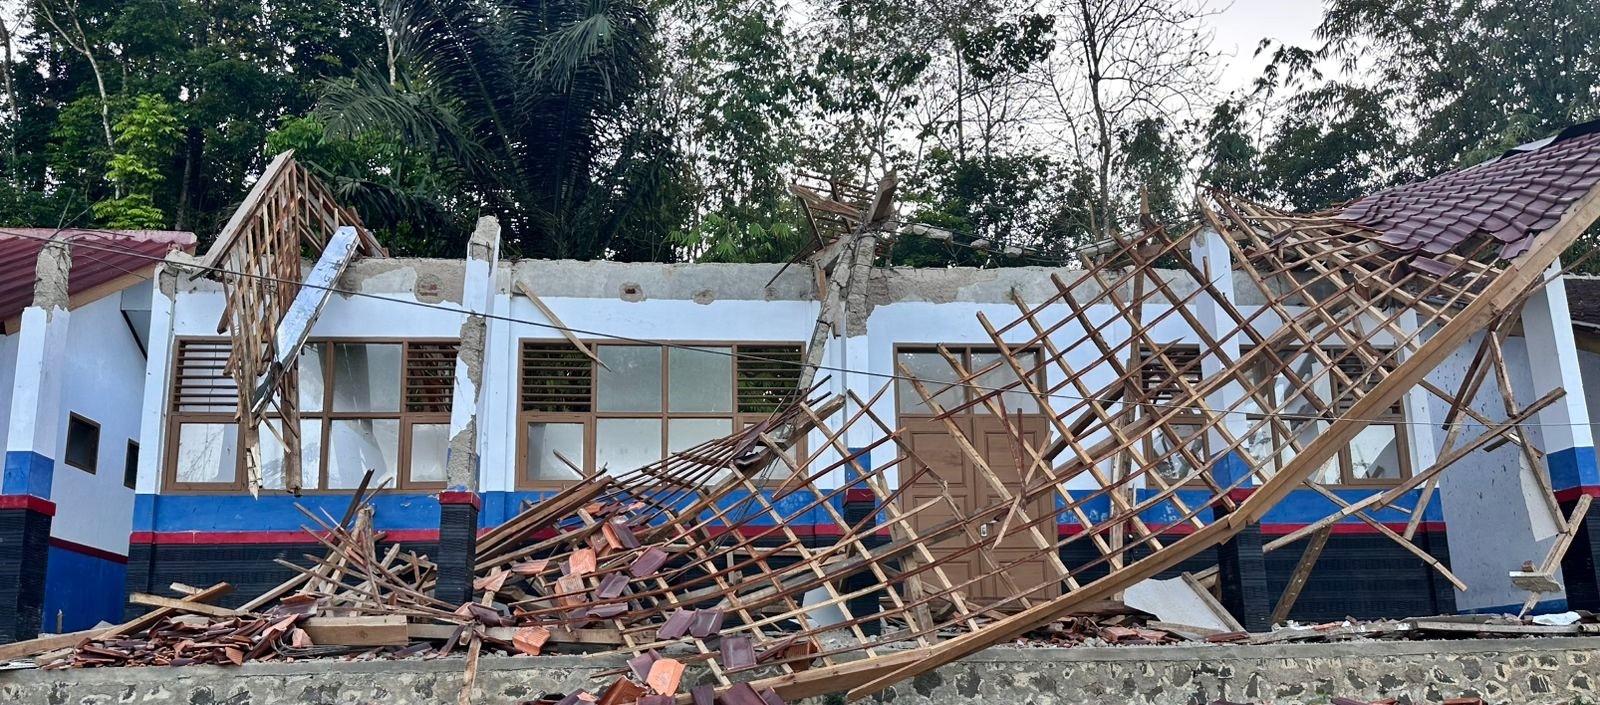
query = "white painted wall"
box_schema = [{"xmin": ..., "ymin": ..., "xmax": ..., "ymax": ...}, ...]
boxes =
[
  {"xmin": 50, "ymin": 291, "xmax": 148, "ymax": 555},
  {"xmin": 139, "ymin": 260, "xmax": 1584, "ymax": 616},
  {"xmin": 1428, "ymin": 333, "xmax": 1559, "ymax": 611},
  {"xmin": 0, "ymin": 330, "xmax": 17, "ymax": 452}
]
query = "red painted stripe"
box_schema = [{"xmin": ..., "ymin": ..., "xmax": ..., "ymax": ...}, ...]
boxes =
[
  {"xmin": 1555, "ymin": 486, "xmax": 1600, "ymax": 503},
  {"xmin": 48, "ymin": 537, "xmax": 128, "ymax": 564},
  {"xmin": 130, "ymin": 527, "xmax": 501, "ymax": 545},
  {"xmin": 1057, "ymin": 521, "xmax": 1447, "ymax": 537},
  {"xmin": 439, "ymin": 491, "xmax": 482, "ymax": 510},
  {"xmin": 130, "ymin": 519, "xmax": 1451, "ymax": 546},
  {"xmin": 0, "ymin": 495, "xmax": 56, "ymax": 516}
]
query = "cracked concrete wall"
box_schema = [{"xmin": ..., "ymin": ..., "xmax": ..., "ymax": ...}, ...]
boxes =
[
  {"xmin": 32, "ymin": 241, "xmax": 71, "ymax": 313},
  {"xmin": 4, "ymin": 638, "xmax": 1598, "ymax": 705},
  {"xmin": 445, "ymin": 217, "xmax": 500, "ymax": 492}
]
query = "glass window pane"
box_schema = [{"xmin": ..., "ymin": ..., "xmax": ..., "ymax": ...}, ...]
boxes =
[
  {"xmin": 896, "ymin": 351, "xmax": 964, "ymax": 415},
  {"xmin": 1243, "ymin": 420, "xmax": 1277, "ymax": 478},
  {"xmin": 595, "ymin": 418, "xmax": 662, "ymax": 473},
  {"xmin": 1151, "ymin": 423, "xmax": 1206, "ymax": 484},
  {"xmin": 526, "ymin": 422, "xmax": 586, "ymax": 482},
  {"xmin": 971, "ymin": 351, "xmax": 1041, "ymax": 414},
  {"xmin": 331, "ymin": 344, "xmax": 402, "ymax": 412},
  {"xmin": 327, "ymin": 418, "xmax": 399, "ymax": 489},
  {"xmin": 258, "ymin": 419, "xmax": 322, "ymax": 490},
  {"xmin": 1349, "ymin": 424, "xmax": 1403, "ymax": 480},
  {"xmin": 673, "ymin": 418, "xmax": 734, "ymax": 484},
  {"xmin": 669, "ymin": 418, "xmax": 734, "ymax": 454},
  {"xmin": 1285, "ymin": 421, "xmax": 1341, "ymax": 484},
  {"xmin": 175, "ymin": 423, "xmax": 237, "ymax": 484},
  {"xmin": 668, "ymin": 347, "xmax": 732, "ymax": 412},
  {"xmin": 298, "ymin": 343, "xmax": 326, "ymax": 412},
  {"xmin": 409, "ymin": 423, "xmax": 449, "ymax": 484},
  {"xmin": 597, "ymin": 346, "xmax": 662, "ymax": 412}
]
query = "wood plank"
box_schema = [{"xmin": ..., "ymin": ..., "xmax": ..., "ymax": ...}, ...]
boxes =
[
  {"xmin": 302, "ymin": 615, "xmax": 410, "ymax": 646},
  {"xmin": 128, "ymin": 593, "xmax": 241, "ymax": 618},
  {"xmin": 0, "ymin": 583, "xmax": 233, "ymax": 662},
  {"xmin": 0, "ymin": 629, "xmax": 99, "ymax": 662},
  {"xmin": 109, "ymin": 583, "xmax": 232, "ymax": 638}
]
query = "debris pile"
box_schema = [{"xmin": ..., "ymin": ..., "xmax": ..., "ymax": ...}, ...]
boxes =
[{"xmin": 17, "ymin": 133, "xmax": 1600, "ymax": 704}]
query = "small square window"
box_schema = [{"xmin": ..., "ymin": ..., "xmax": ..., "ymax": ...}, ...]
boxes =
[
  {"xmin": 124, "ymin": 440, "xmax": 139, "ymax": 489},
  {"xmin": 65, "ymin": 414, "xmax": 100, "ymax": 473}
]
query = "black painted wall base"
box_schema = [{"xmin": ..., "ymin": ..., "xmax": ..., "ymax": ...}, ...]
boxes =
[
  {"xmin": 1558, "ymin": 497, "xmax": 1600, "ymax": 611},
  {"xmin": 1062, "ymin": 530, "xmax": 1455, "ymax": 623},
  {"xmin": 436, "ymin": 502, "xmax": 480, "ymax": 607},
  {"xmin": 0, "ymin": 506, "xmax": 52, "ymax": 641},
  {"xmin": 1217, "ymin": 518, "xmax": 1272, "ymax": 631},
  {"xmin": 125, "ymin": 540, "xmax": 441, "ymax": 617},
  {"xmin": 842, "ymin": 494, "xmax": 884, "ymax": 636}
]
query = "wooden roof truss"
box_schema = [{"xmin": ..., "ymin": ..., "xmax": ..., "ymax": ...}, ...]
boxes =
[{"xmin": 202, "ymin": 150, "xmax": 385, "ymax": 495}]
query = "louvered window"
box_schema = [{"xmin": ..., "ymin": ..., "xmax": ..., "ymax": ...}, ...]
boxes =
[
  {"xmin": 406, "ymin": 342, "xmax": 459, "ymax": 413},
  {"xmin": 171, "ymin": 339, "xmax": 238, "ymax": 413},
  {"xmin": 1137, "ymin": 345, "xmax": 1203, "ymax": 403},
  {"xmin": 736, "ymin": 345, "xmax": 804, "ymax": 413},
  {"xmin": 166, "ymin": 338, "xmax": 457, "ymax": 492},
  {"xmin": 518, "ymin": 340, "xmax": 804, "ymax": 488},
  {"xmin": 521, "ymin": 343, "xmax": 594, "ymax": 412}
]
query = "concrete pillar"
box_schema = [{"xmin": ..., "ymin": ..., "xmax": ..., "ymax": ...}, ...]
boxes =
[
  {"xmin": 437, "ymin": 217, "xmax": 501, "ymax": 606},
  {"xmin": 1190, "ymin": 228, "xmax": 1249, "ymax": 487},
  {"xmin": 1, "ymin": 240, "xmax": 71, "ymax": 640},
  {"xmin": 1188, "ymin": 229, "xmax": 1270, "ymax": 629},
  {"xmin": 1521, "ymin": 264, "xmax": 1600, "ymax": 609}
]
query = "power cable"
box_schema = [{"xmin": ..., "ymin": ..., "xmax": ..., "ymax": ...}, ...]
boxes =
[{"xmin": 0, "ymin": 226, "xmax": 1584, "ymax": 430}]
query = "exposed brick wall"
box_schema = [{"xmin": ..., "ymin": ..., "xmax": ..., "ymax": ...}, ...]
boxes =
[
  {"xmin": 124, "ymin": 541, "xmax": 441, "ymax": 616},
  {"xmin": 0, "ymin": 508, "xmax": 52, "ymax": 641}
]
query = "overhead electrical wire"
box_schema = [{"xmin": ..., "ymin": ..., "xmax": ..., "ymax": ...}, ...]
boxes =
[{"xmin": 0, "ymin": 226, "xmax": 1581, "ymax": 430}]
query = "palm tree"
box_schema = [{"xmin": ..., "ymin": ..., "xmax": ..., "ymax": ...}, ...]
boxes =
[{"xmin": 315, "ymin": 0, "xmax": 682, "ymax": 258}]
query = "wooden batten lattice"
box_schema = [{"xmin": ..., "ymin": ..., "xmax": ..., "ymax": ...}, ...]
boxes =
[{"xmin": 202, "ymin": 150, "xmax": 384, "ymax": 494}]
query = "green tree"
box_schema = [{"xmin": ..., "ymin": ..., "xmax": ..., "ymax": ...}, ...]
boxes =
[
  {"xmin": 93, "ymin": 93, "xmax": 180, "ymax": 228},
  {"xmin": 314, "ymin": 0, "xmax": 678, "ymax": 259}
]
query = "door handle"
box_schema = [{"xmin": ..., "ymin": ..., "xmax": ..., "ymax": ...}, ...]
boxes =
[{"xmin": 979, "ymin": 523, "xmax": 990, "ymax": 538}]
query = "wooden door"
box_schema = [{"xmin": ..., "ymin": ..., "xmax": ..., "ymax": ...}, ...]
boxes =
[{"xmin": 901, "ymin": 415, "xmax": 1059, "ymax": 606}]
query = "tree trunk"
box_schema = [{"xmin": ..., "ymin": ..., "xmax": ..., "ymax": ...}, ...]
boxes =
[
  {"xmin": 174, "ymin": 126, "xmax": 201, "ymax": 230},
  {"xmin": 1077, "ymin": 0, "xmax": 1115, "ymax": 239}
]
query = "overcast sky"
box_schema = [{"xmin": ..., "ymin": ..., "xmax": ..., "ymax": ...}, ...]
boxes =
[{"xmin": 1208, "ymin": 0, "xmax": 1326, "ymax": 92}]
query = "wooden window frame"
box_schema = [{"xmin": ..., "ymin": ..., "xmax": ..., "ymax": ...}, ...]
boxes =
[
  {"xmin": 893, "ymin": 345, "xmax": 1047, "ymax": 419},
  {"xmin": 162, "ymin": 337, "xmax": 457, "ymax": 494},
  {"xmin": 516, "ymin": 341, "xmax": 804, "ymax": 490},
  {"xmin": 64, "ymin": 413, "xmax": 101, "ymax": 473},
  {"xmin": 1242, "ymin": 345, "xmax": 1412, "ymax": 486}
]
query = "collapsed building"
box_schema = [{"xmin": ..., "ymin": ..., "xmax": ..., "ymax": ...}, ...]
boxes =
[{"xmin": 2, "ymin": 122, "xmax": 1600, "ymax": 702}]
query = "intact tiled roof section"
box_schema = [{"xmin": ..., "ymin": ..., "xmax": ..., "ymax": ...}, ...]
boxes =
[
  {"xmin": 1339, "ymin": 129, "xmax": 1600, "ymax": 260},
  {"xmin": 1566, "ymin": 276, "xmax": 1600, "ymax": 329},
  {"xmin": 0, "ymin": 228, "xmax": 196, "ymax": 324}
]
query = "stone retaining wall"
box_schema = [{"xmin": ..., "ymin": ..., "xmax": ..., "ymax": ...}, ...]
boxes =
[{"xmin": 3, "ymin": 637, "xmax": 1596, "ymax": 705}]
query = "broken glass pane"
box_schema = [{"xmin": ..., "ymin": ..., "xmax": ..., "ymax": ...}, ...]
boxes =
[
  {"xmin": 331, "ymin": 344, "xmax": 401, "ymax": 412},
  {"xmin": 175, "ymin": 423, "xmax": 238, "ymax": 484},
  {"xmin": 598, "ymin": 346, "xmax": 662, "ymax": 412}
]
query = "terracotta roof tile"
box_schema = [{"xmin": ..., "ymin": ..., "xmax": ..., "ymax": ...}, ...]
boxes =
[
  {"xmin": 0, "ymin": 228, "xmax": 196, "ymax": 325},
  {"xmin": 1340, "ymin": 131, "xmax": 1600, "ymax": 259}
]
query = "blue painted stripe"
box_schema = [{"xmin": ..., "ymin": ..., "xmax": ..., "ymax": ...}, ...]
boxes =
[
  {"xmin": 42, "ymin": 545, "xmax": 127, "ymax": 632},
  {"xmin": 1547, "ymin": 446, "xmax": 1598, "ymax": 492},
  {"xmin": 1054, "ymin": 487, "xmax": 1443, "ymax": 527},
  {"xmin": 2, "ymin": 450, "xmax": 53, "ymax": 499},
  {"xmin": 133, "ymin": 484, "xmax": 1445, "ymax": 534}
]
